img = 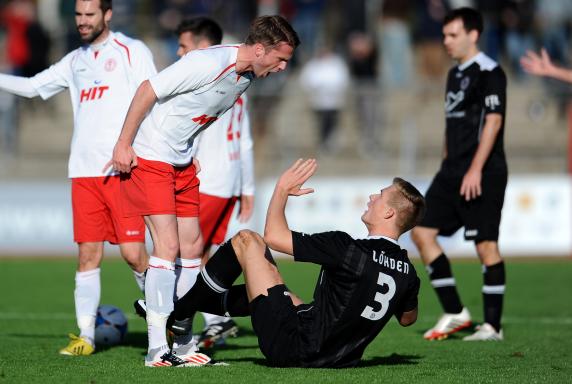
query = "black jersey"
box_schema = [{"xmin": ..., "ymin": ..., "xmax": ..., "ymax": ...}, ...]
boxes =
[
  {"xmin": 442, "ymin": 52, "xmax": 507, "ymax": 176},
  {"xmin": 292, "ymin": 231, "xmax": 420, "ymax": 368}
]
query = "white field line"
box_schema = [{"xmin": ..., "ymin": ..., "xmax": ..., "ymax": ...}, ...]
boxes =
[{"xmin": 0, "ymin": 312, "xmax": 571, "ymax": 325}]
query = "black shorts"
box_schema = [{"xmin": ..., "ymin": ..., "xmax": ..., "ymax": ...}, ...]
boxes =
[
  {"xmin": 420, "ymin": 171, "xmax": 507, "ymax": 241},
  {"xmin": 250, "ymin": 284, "xmax": 302, "ymax": 367}
]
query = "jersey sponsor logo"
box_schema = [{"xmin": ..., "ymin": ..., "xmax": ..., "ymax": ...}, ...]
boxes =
[
  {"xmin": 192, "ymin": 114, "xmax": 218, "ymax": 126},
  {"xmin": 104, "ymin": 58, "xmax": 117, "ymax": 72},
  {"xmin": 485, "ymin": 94, "xmax": 500, "ymax": 110},
  {"xmin": 79, "ymin": 86, "xmax": 110, "ymax": 103},
  {"xmin": 445, "ymin": 91, "xmax": 464, "ymax": 112}
]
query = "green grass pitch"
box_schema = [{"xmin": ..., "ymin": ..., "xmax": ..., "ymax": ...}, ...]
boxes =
[{"xmin": 0, "ymin": 257, "xmax": 570, "ymax": 383}]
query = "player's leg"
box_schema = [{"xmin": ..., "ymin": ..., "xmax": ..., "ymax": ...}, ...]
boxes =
[
  {"xmin": 411, "ymin": 174, "xmax": 470, "ymax": 340},
  {"xmin": 463, "ymin": 174, "xmax": 506, "ymax": 341},
  {"xmin": 143, "ymin": 213, "xmax": 179, "ymax": 364},
  {"xmin": 198, "ymin": 195, "xmax": 240, "ymax": 348},
  {"xmin": 60, "ymin": 178, "xmax": 106, "ymax": 356},
  {"xmin": 118, "ymin": 242, "xmax": 148, "ymax": 292}
]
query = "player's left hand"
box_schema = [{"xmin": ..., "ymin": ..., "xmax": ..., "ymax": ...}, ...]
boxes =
[
  {"xmin": 460, "ymin": 168, "xmax": 482, "ymax": 201},
  {"xmin": 238, "ymin": 195, "xmax": 254, "ymax": 222},
  {"xmin": 277, "ymin": 158, "xmax": 318, "ymax": 196}
]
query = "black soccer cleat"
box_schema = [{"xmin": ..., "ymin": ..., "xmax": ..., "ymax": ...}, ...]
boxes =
[{"xmin": 198, "ymin": 319, "xmax": 239, "ymax": 349}]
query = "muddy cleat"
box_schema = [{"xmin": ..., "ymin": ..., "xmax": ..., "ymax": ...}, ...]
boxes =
[
  {"xmin": 198, "ymin": 319, "xmax": 239, "ymax": 349},
  {"xmin": 59, "ymin": 334, "xmax": 95, "ymax": 356},
  {"xmin": 423, "ymin": 307, "xmax": 472, "ymax": 340},
  {"xmin": 463, "ymin": 323, "xmax": 504, "ymax": 341}
]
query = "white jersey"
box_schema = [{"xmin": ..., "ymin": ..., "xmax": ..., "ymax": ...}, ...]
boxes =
[
  {"xmin": 195, "ymin": 94, "xmax": 254, "ymax": 198},
  {"xmin": 134, "ymin": 45, "xmax": 254, "ymax": 167},
  {"xmin": 26, "ymin": 32, "xmax": 156, "ymax": 178}
]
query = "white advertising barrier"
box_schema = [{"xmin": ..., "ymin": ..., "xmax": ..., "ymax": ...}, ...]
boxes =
[
  {"xmin": 251, "ymin": 175, "xmax": 572, "ymax": 257},
  {"xmin": 0, "ymin": 176, "xmax": 570, "ymax": 256}
]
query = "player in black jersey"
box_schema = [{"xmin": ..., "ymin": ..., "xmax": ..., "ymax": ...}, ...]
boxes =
[
  {"xmin": 166, "ymin": 158, "xmax": 425, "ymax": 367},
  {"xmin": 411, "ymin": 8, "xmax": 507, "ymax": 342}
]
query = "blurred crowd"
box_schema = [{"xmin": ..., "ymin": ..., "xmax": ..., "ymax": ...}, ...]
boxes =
[{"xmin": 1, "ymin": 0, "xmax": 572, "ymax": 159}]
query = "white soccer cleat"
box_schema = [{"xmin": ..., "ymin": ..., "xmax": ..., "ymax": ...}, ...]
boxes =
[
  {"xmin": 463, "ymin": 323, "xmax": 503, "ymax": 341},
  {"xmin": 172, "ymin": 342, "xmax": 215, "ymax": 367},
  {"xmin": 423, "ymin": 307, "xmax": 472, "ymax": 340}
]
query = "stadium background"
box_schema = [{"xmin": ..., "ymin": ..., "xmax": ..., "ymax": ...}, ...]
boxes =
[{"xmin": 0, "ymin": 0, "xmax": 571, "ymax": 257}]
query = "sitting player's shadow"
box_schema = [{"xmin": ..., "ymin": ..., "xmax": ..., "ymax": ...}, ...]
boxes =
[{"xmin": 359, "ymin": 353, "xmax": 422, "ymax": 367}]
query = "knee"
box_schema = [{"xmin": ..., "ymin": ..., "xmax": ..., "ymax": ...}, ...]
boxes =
[
  {"xmin": 476, "ymin": 241, "xmax": 502, "ymax": 265},
  {"xmin": 411, "ymin": 227, "xmax": 430, "ymax": 247},
  {"xmin": 121, "ymin": 244, "xmax": 148, "ymax": 271},
  {"xmin": 231, "ymin": 230, "xmax": 265, "ymax": 258}
]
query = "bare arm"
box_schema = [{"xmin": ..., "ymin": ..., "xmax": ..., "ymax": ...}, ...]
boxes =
[
  {"xmin": 460, "ymin": 113, "xmax": 503, "ymax": 201},
  {"xmin": 521, "ymin": 48, "xmax": 572, "ymax": 84},
  {"xmin": 106, "ymin": 80, "xmax": 158, "ymax": 173},
  {"xmin": 264, "ymin": 159, "xmax": 317, "ymax": 255}
]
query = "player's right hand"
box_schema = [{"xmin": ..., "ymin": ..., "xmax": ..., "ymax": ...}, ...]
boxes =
[{"xmin": 104, "ymin": 143, "xmax": 138, "ymax": 174}]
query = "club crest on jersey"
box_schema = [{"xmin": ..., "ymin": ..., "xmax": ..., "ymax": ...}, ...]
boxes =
[
  {"xmin": 104, "ymin": 58, "xmax": 117, "ymax": 72},
  {"xmin": 460, "ymin": 77, "xmax": 470, "ymax": 90}
]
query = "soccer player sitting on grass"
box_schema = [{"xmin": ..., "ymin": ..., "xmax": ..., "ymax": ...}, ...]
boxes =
[{"xmin": 155, "ymin": 158, "xmax": 425, "ymax": 368}]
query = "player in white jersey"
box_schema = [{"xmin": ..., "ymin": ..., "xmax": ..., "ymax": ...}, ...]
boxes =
[
  {"xmin": 107, "ymin": 15, "xmax": 299, "ymax": 367},
  {"xmin": 175, "ymin": 17, "xmax": 254, "ymax": 350},
  {"xmin": 0, "ymin": 0, "xmax": 156, "ymax": 356}
]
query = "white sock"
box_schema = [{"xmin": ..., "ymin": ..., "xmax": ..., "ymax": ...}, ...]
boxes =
[
  {"xmin": 145, "ymin": 256, "xmax": 175, "ymax": 351},
  {"xmin": 74, "ymin": 268, "xmax": 100, "ymax": 345},
  {"xmin": 174, "ymin": 258, "xmax": 201, "ymax": 300},
  {"xmin": 202, "ymin": 312, "xmax": 231, "ymax": 327},
  {"xmin": 133, "ymin": 270, "xmax": 146, "ymax": 293}
]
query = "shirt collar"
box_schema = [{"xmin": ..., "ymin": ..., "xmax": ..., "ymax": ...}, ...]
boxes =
[
  {"xmin": 367, "ymin": 235, "xmax": 399, "ymax": 245},
  {"xmin": 458, "ymin": 51, "xmax": 482, "ymax": 71}
]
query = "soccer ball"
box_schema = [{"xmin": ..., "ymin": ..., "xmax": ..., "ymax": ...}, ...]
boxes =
[{"xmin": 94, "ymin": 305, "xmax": 128, "ymax": 347}]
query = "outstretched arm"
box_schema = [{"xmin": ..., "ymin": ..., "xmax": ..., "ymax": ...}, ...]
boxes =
[
  {"xmin": 521, "ymin": 48, "xmax": 572, "ymax": 84},
  {"xmin": 105, "ymin": 80, "xmax": 157, "ymax": 174},
  {"xmin": 0, "ymin": 73, "xmax": 40, "ymax": 98},
  {"xmin": 264, "ymin": 158, "xmax": 317, "ymax": 255}
]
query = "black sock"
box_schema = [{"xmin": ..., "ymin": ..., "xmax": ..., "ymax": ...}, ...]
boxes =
[
  {"xmin": 483, "ymin": 262, "xmax": 505, "ymax": 332},
  {"xmin": 428, "ymin": 253, "xmax": 464, "ymax": 314},
  {"xmin": 202, "ymin": 240, "xmax": 243, "ymax": 290},
  {"xmin": 173, "ymin": 241, "xmax": 244, "ymax": 320}
]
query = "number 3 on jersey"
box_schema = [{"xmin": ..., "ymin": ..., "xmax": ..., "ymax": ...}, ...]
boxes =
[{"xmin": 361, "ymin": 272, "xmax": 396, "ymax": 321}]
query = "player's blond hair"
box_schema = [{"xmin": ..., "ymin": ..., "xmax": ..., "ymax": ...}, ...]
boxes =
[{"xmin": 389, "ymin": 178, "xmax": 426, "ymax": 234}]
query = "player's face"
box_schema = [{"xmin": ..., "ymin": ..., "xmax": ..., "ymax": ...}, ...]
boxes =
[
  {"xmin": 252, "ymin": 42, "xmax": 294, "ymax": 78},
  {"xmin": 75, "ymin": 0, "xmax": 111, "ymax": 44},
  {"xmin": 177, "ymin": 32, "xmax": 199, "ymax": 57},
  {"xmin": 361, "ymin": 186, "xmax": 394, "ymax": 226},
  {"xmin": 442, "ymin": 19, "xmax": 478, "ymax": 62}
]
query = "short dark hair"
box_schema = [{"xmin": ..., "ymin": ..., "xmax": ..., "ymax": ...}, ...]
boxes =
[
  {"xmin": 443, "ymin": 7, "xmax": 483, "ymax": 37},
  {"xmin": 389, "ymin": 178, "xmax": 426, "ymax": 234},
  {"xmin": 176, "ymin": 17, "xmax": 223, "ymax": 46},
  {"xmin": 77, "ymin": 0, "xmax": 112, "ymax": 13},
  {"xmin": 244, "ymin": 15, "xmax": 300, "ymax": 49}
]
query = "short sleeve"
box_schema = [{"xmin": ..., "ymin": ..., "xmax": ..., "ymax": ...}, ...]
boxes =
[
  {"xmin": 130, "ymin": 41, "xmax": 157, "ymax": 86},
  {"xmin": 397, "ymin": 275, "xmax": 420, "ymax": 313},
  {"xmin": 482, "ymin": 67, "xmax": 506, "ymax": 116},
  {"xmin": 149, "ymin": 51, "xmax": 218, "ymax": 100},
  {"xmin": 29, "ymin": 52, "xmax": 74, "ymax": 99},
  {"xmin": 292, "ymin": 230, "xmax": 353, "ymax": 268}
]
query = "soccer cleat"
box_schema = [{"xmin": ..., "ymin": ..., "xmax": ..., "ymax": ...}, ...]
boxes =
[
  {"xmin": 463, "ymin": 323, "xmax": 504, "ymax": 341},
  {"xmin": 59, "ymin": 333, "xmax": 95, "ymax": 356},
  {"xmin": 198, "ymin": 319, "xmax": 239, "ymax": 349},
  {"xmin": 145, "ymin": 349, "xmax": 189, "ymax": 367},
  {"xmin": 423, "ymin": 307, "xmax": 472, "ymax": 340}
]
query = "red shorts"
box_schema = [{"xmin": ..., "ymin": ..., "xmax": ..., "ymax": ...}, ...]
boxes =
[
  {"xmin": 72, "ymin": 177, "xmax": 145, "ymax": 244},
  {"xmin": 199, "ymin": 193, "xmax": 238, "ymax": 246},
  {"xmin": 121, "ymin": 157, "xmax": 200, "ymax": 217}
]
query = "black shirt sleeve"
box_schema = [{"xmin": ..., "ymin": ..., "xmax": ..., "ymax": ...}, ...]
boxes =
[
  {"xmin": 482, "ymin": 67, "xmax": 506, "ymax": 117},
  {"xmin": 396, "ymin": 275, "xmax": 420, "ymax": 313},
  {"xmin": 292, "ymin": 230, "xmax": 353, "ymax": 268}
]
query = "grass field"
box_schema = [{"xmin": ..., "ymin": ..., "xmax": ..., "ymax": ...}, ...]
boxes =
[{"xmin": 0, "ymin": 257, "xmax": 571, "ymax": 383}]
